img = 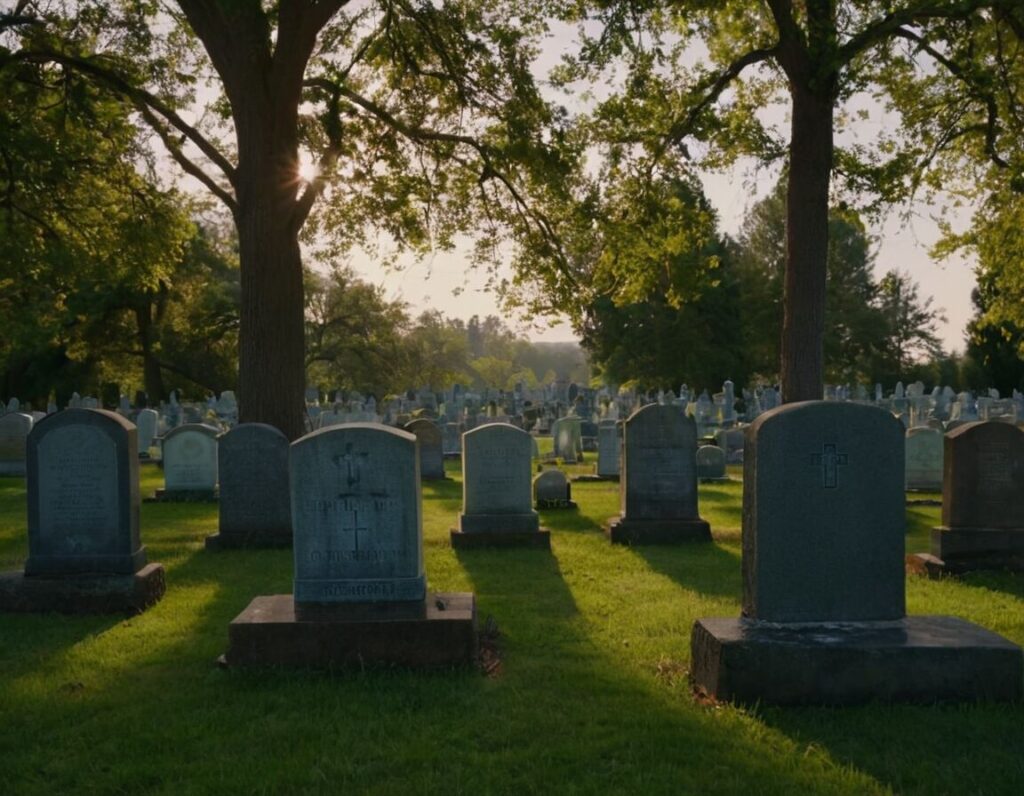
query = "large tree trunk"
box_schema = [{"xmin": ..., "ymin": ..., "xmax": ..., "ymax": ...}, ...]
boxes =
[
  {"xmin": 780, "ymin": 84, "xmax": 834, "ymax": 403},
  {"xmin": 133, "ymin": 302, "xmax": 165, "ymax": 401}
]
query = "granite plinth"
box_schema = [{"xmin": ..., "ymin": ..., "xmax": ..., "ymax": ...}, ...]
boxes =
[
  {"xmin": 605, "ymin": 516, "xmax": 711, "ymax": 545},
  {"xmin": 0, "ymin": 563, "xmax": 165, "ymax": 615},
  {"xmin": 147, "ymin": 488, "xmax": 218, "ymax": 503},
  {"xmin": 450, "ymin": 528, "xmax": 551, "ymax": 549},
  {"xmin": 691, "ymin": 615, "xmax": 1023, "ymax": 705},
  {"xmin": 223, "ymin": 592, "xmax": 477, "ymax": 669},
  {"xmin": 924, "ymin": 527, "xmax": 1024, "ymax": 573},
  {"xmin": 204, "ymin": 530, "xmax": 292, "ymax": 551}
]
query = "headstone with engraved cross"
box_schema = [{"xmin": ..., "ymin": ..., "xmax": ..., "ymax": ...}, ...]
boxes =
[
  {"xmin": 222, "ymin": 423, "xmax": 477, "ymax": 669},
  {"xmin": 691, "ymin": 401, "xmax": 1022, "ymax": 705}
]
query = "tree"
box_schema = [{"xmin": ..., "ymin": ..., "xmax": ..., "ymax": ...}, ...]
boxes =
[
  {"xmin": 733, "ymin": 181, "xmax": 886, "ymax": 384},
  {"xmin": 4, "ymin": 1, "xmax": 573, "ymax": 438},
  {"xmin": 304, "ymin": 266, "xmax": 410, "ymax": 397},
  {"xmin": 964, "ymin": 274, "xmax": 1024, "ymax": 394},
  {"xmin": 551, "ymin": 0, "xmax": 1024, "ymax": 402},
  {"xmin": 872, "ymin": 269, "xmax": 945, "ymax": 380}
]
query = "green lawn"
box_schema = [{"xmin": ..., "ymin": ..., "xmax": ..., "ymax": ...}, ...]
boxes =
[{"xmin": 0, "ymin": 461, "xmax": 1022, "ymax": 795}]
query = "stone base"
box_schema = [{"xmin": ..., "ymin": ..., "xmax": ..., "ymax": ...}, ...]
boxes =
[
  {"xmin": 535, "ymin": 499, "xmax": 577, "ymax": 510},
  {"xmin": 927, "ymin": 526, "xmax": 1024, "ymax": 573},
  {"xmin": 205, "ymin": 530, "xmax": 292, "ymax": 551},
  {"xmin": 146, "ymin": 488, "xmax": 218, "ymax": 503},
  {"xmin": 222, "ymin": 592, "xmax": 477, "ymax": 669},
  {"xmin": 691, "ymin": 616, "xmax": 1023, "ymax": 705},
  {"xmin": 0, "ymin": 563, "xmax": 166, "ymax": 615},
  {"xmin": 450, "ymin": 528, "xmax": 551, "ymax": 549},
  {"xmin": 572, "ymin": 473, "xmax": 619, "ymax": 483},
  {"xmin": 605, "ymin": 516, "xmax": 712, "ymax": 545}
]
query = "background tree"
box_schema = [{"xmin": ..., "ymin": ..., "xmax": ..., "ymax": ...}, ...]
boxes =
[
  {"xmin": 5, "ymin": 0, "xmax": 575, "ymax": 437},
  {"xmin": 871, "ymin": 270, "xmax": 946, "ymax": 382},
  {"xmin": 545, "ymin": 0, "xmax": 1024, "ymax": 402}
]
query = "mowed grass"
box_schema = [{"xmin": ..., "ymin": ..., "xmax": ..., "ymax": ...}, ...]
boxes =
[{"xmin": 0, "ymin": 460, "xmax": 1022, "ymax": 796}]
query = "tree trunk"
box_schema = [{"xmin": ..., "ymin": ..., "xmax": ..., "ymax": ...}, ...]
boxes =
[
  {"xmin": 780, "ymin": 84, "xmax": 834, "ymax": 403},
  {"xmin": 134, "ymin": 302, "xmax": 165, "ymax": 401},
  {"xmin": 234, "ymin": 160, "xmax": 307, "ymax": 441}
]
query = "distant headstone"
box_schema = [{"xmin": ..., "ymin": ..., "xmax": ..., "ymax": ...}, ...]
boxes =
[
  {"xmin": 0, "ymin": 413, "xmax": 33, "ymax": 476},
  {"xmin": 606, "ymin": 404, "xmax": 710, "ymax": 544},
  {"xmin": 451, "ymin": 424, "xmax": 548, "ymax": 548},
  {"xmin": 596, "ymin": 420, "xmax": 621, "ymax": 479},
  {"xmin": 206, "ymin": 424, "xmax": 292, "ymax": 550},
  {"xmin": 696, "ymin": 444, "xmax": 728, "ymax": 481},
  {"xmin": 919, "ymin": 421, "xmax": 1024, "ymax": 573},
  {"xmin": 904, "ymin": 427, "xmax": 943, "ymax": 491},
  {"xmin": 0, "ymin": 409, "xmax": 165, "ymax": 614},
  {"xmin": 156, "ymin": 424, "xmax": 219, "ymax": 500},
  {"xmin": 714, "ymin": 427, "xmax": 744, "ymax": 464},
  {"xmin": 136, "ymin": 408, "xmax": 158, "ymax": 457},
  {"xmin": 533, "ymin": 469, "xmax": 574, "ymax": 509},
  {"xmin": 404, "ymin": 418, "xmax": 447, "ymax": 480},
  {"xmin": 551, "ymin": 416, "xmax": 582, "ymax": 464},
  {"xmin": 692, "ymin": 401, "xmax": 1022, "ymax": 705}
]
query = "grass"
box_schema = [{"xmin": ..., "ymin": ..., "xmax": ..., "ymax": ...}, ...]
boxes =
[{"xmin": 0, "ymin": 460, "xmax": 1022, "ymax": 795}]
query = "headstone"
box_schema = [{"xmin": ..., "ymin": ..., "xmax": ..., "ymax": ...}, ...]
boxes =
[
  {"xmin": 696, "ymin": 444, "xmax": 728, "ymax": 481},
  {"xmin": 904, "ymin": 427, "xmax": 943, "ymax": 491},
  {"xmin": 692, "ymin": 401, "xmax": 1022, "ymax": 705},
  {"xmin": 606, "ymin": 404, "xmax": 710, "ymax": 544},
  {"xmin": 206, "ymin": 424, "xmax": 292, "ymax": 550},
  {"xmin": 0, "ymin": 413, "xmax": 33, "ymax": 476},
  {"xmin": 533, "ymin": 469, "xmax": 574, "ymax": 509},
  {"xmin": 551, "ymin": 416, "xmax": 582, "ymax": 464},
  {"xmin": 0, "ymin": 409, "xmax": 165, "ymax": 614},
  {"xmin": 156, "ymin": 423, "xmax": 219, "ymax": 500},
  {"xmin": 917, "ymin": 422, "xmax": 1024, "ymax": 573},
  {"xmin": 136, "ymin": 408, "xmax": 158, "ymax": 457},
  {"xmin": 714, "ymin": 427, "xmax": 745, "ymax": 464},
  {"xmin": 222, "ymin": 423, "xmax": 477, "ymax": 668},
  {"xmin": 596, "ymin": 420, "xmax": 621, "ymax": 479},
  {"xmin": 404, "ymin": 418, "xmax": 446, "ymax": 480},
  {"xmin": 451, "ymin": 424, "xmax": 548, "ymax": 548}
]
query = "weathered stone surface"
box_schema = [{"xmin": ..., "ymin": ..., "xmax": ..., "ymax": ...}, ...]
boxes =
[
  {"xmin": 452, "ymin": 423, "xmax": 547, "ymax": 548},
  {"xmin": 696, "ymin": 445, "xmax": 728, "ymax": 481},
  {"xmin": 0, "ymin": 412, "xmax": 33, "ymax": 476},
  {"xmin": 291, "ymin": 423, "xmax": 426, "ymax": 604},
  {"xmin": 404, "ymin": 418, "xmax": 447, "ymax": 480},
  {"xmin": 551, "ymin": 417, "xmax": 582, "ymax": 464},
  {"xmin": 905, "ymin": 427, "xmax": 943, "ymax": 491},
  {"xmin": 533, "ymin": 469, "xmax": 574, "ymax": 509},
  {"xmin": 136, "ymin": 408, "xmax": 158, "ymax": 457},
  {"xmin": 691, "ymin": 616, "xmax": 1022, "ymax": 705},
  {"xmin": 743, "ymin": 402, "xmax": 904, "ymax": 622},
  {"xmin": 596, "ymin": 420, "xmax": 621, "ymax": 479},
  {"xmin": 929, "ymin": 421, "xmax": 1024, "ymax": 573},
  {"xmin": 0, "ymin": 563, "xmax": 165, "ymax": 615},
  {"xmin": 222, "ymin": 592, "xmax": 477, "ymax": 669},
  {"xmin": 606, "ymin": 404, "xmax": 710, "ymax": 545},
  {"xmin": 207, "ymin": 423, "xmax": 292, "ymax": 550},
  {"xmin": 25, "ymin": 409, "xmax": 145, "ymax": 576},
  {"xmin": 161, "ymin": 424, "xmax": 219, "ymax": 497}
]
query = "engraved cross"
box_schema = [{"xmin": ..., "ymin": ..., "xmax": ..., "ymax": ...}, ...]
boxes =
[
  {"xmin": 333, "ymin": 443, "xmax": 369, "ymax": 489},
  {"xmin": 340, "ymin": 509, "xmax": 369, "ymax": 551},
  {"xmin": 810, "ymin": 443, "xmax": 848, "ymax": 488}
]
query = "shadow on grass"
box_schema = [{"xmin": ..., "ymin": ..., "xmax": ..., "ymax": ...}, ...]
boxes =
[{"xmin": 628, "ymin": 542, "xmax": 742, "ymax": 601}]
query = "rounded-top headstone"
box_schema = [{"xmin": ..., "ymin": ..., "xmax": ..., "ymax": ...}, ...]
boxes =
[
  {"xmin": 742, "ymin": 401, "xmax": 905, "ymax": 623},
  {"xmin": 25, "ymin": 408, "xmax": 145, "ymax": 575},
  {"xmin": 291, "ymin": 423, "xmax": 425, "ymax": 603},
  {"xmin": 0, "ymin": 412, "xmax": 34, "ymax": 475},
  {"xmin": 621, "ymin": 404, "xmax": 699, "ymax": 520},
  {"xmin": 404, "ymin": 417, "xmax": 445, "ymax": 480},
  {"xmin": 162, "ymin": 423, "xmax": 219, "ymax": 492},
  {"xmin": 461, "ymin": 423, "xmax": 537, "ymax": 531},
  {"xmin": 217, "ymin": 423, "xmax": 292, "ymax": 544}
]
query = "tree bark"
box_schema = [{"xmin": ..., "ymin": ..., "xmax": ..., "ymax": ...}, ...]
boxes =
[{"xmin": 780, "ymin": 83, "xmax": 834, "ymax": 403}]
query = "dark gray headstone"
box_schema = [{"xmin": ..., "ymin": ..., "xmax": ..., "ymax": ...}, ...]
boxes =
[
  {"xmin": 742, "ymin": 401, "xmax": 904, "ymax": 622},
  {"xmin": 0, "ymin": 413, "xmax": 33, "ymax": 476},
  {"xmin": 696, "ymin": 444, "xmax": 727, "ymax": 480},
  {"xmin": 533, "ymin": 469, "xmax": 572, "ymax": 508},
  {"xmin": 291, "ymin": 424, "xmax": 425, "ymax": 603},
  {"xmin": 621, "ymin": 404, "xmax": 699, "ymax": 522},
  {"xmin": 25, "ymin": 409, "xmax": 145, "ymax": 575},
  {"xmin": 404, "ymin": 418, "xmax": 446, "ymax": 480},
  {"xmin": 596, "ymin": 420, "xmax": 620, "ymax": 478},
  {"xmin": 942, "ymin": 421, "xmax": 1024, "ymax": 530},
  {"xmin": 211, "ymin": 423, "xmax": 291, "ymax": 548}
]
